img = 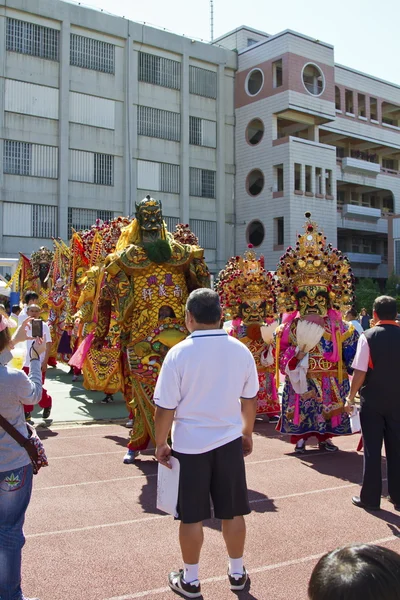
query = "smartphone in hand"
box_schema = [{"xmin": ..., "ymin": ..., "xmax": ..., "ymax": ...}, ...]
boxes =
[{"xmin": 31, "ymin": 319, "xmax": 43, "ymax": 338}]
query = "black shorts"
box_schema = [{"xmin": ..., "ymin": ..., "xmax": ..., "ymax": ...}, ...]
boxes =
[{"xmin": 172, "ymin": 437, "xmax": 251, "ymax": 524}]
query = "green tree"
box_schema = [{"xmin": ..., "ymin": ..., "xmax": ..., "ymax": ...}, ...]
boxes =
[
  {"xmin": 385, "ymin": 271, "xmax": 400, "ymax": 297},
  {"xmin": 354, "ymin": 278, "xmax": 381, "ymax": 315}
]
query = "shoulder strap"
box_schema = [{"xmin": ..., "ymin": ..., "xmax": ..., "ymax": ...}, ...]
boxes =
[{"xmin": 0, "ymin": 413, "xmax": 38, "ymax": 461}]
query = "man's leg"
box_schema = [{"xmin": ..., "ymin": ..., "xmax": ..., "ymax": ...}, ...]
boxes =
[
  {"xmin": 40, "ymin": 371, "xmax": 52, "ymax": 418},
  {"xmin": 222, "ymin": 516, "xmax": 246, "ymax": 559},
  {"xmin": 359, "ymin": 403, "xmax": 385, "ymax": 507},
  {"xmin": 179, "ymin": 522, "xmax": 204, "ymax": 567},
  {"xmin": 384, "ymin": 411, "xmax": 400, "ymax": 506}
]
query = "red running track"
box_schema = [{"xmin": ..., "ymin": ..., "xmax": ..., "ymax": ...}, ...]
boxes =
[{"xmin": 22, "ymin": 421, "xmax": 400, "ymax": 600}]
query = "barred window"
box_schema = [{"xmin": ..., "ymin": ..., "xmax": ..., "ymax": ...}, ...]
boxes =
[
  {"xmin": 3, "ymin": 141, "xmax": 31, "ymax": 175},
  {"xmin": 164, "ymin": 216, "xmax": 180, "ymax": 233},
  {"xmin": 138, "ymin": 106, "xmax": 180, "ymax": 142},
  {"xmin": 189, "ymin": 218, "xmax": 217, "ymax": 249},
  {"xmin": 189, "ymin": 117, "xmax": 202, "ymax": 146},
  {"xmin": 32, "ymin": 205, "xmax": 58, "ymax": 238},
  {"xmin": 94, "ymin": 154, "xmax": 114, "ymax": 186},
  {"xmin": 70, "ymin": 34, "xmax": 115, "ymax": 74},
  {"xmin": 6, "ymin": 18, "xmax": 59, "ymax": 61},
  {"xmin": 160, "ymin": 163, "xmax": 180, "ymax": 194},
  {"xmin": 139, "ymin": 52, "xmax": 181, "ymax": 90},
  {"xmin": 67, "ymin": 208, "xmax": 114, "ymax": 237},
  {"xmin": 189, "ymin": 66, "xmax": 217, "ymax": 99},
  {"xmin": 189, "ymin": 168, "xmax": 216, "ymax": 198}
]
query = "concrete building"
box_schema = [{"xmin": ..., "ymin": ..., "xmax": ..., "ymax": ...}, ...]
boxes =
[{"xmin": 1, "ymin": 1, "xmax": 400, "ymax": 281}]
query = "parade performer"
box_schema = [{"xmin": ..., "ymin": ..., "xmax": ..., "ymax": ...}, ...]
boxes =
[
  {"xmin": 48, "ymin": 240, "xmax": 71, "ymax": 364},
  {"xmin": 216, "ymin": 246, "xmax": 280, "ymax": 419},
  {"xmin": 273, "ymin": 213, "xmax": 359, "ymax": 454},
  {"xmin": 97, "ymin": 196, "xmax": 211, "ymax": 463}
]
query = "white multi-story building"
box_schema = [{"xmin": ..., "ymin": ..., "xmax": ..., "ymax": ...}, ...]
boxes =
[{"xmin": 1, "ymin": 1, "xmax": 400, "ymax": 281}]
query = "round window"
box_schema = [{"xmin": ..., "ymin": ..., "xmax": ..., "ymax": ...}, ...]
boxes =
[
  {"xmin": 302, "ymin": 63, "xmax": 325, "ymax": 96},
  {"xmin": 246, "ymin": 220, "xmax": 265, "ymax": 247},
  {"xmin": 247, "ymin": 169, "xmax": 264, "ymax": 196},
  {"xmin": 246, "ymin": 69, "xmax": 264, "ymax": 96},
  {"xmin": 246, "ymin": 119, "xmax": 264, "ymax": 145}
]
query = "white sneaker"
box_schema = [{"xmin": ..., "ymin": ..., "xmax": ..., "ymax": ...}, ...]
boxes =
[
  {"xmin": 126, "ymin": 419, "xmax": 134, "ymax": 427},
  {"xmin": 123, "ymin": 449, "xmax": 139, "ymax": 464}
]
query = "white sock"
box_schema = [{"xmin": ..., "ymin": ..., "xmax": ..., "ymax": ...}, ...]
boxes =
[
  {"xmin": 228, "ymin": 557, "xmax": 244, "ymax": 577},
  {"xmin": 183, "ymin": 563, "xmax": 199, "ymax": 584}
]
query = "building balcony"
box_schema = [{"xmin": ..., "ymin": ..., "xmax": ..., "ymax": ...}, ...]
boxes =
[
  {"xmin": 342, "ymin": 204, "xmax": 381, "ymax": 221},
  {"xmin": 341, "ymin": 157, "xmax": 381, "ymax": 176},
  {"xmin": 337, "ymin": 211, "xmax": 388, "ymax": 234},
  {"xmin": 346, "ymin": 252, "xmax": 382, "ymax": 265}
]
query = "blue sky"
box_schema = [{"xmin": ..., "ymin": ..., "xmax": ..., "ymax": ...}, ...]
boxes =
[{"xmin": 65, "ymin": 0, "xmax": 400, "ymax": 85}]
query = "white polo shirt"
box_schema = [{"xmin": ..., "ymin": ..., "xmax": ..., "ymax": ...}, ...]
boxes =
[
  {"xmin": 23, "ymin": 321, "xmax": 52, "ymax": 367},
  {"xmin": 154, "ymin": 329, "xmax": 259, "ymax": 454}
]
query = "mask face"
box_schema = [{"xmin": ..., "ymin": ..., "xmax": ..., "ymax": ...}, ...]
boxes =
[
  {"xmin": 138, "ymin": 205, "xmax": 163, "ymax": 233},
  {"xmin": 239, "ymin": 299, "xmax": 267, "ymax": 325},
  {"xmin": 297, "ymin": 286, "xmax": 329, "ymax": 317},
  {"xmin": 39, "ymin": 262, "xmax": 50, "ymax": 284}
]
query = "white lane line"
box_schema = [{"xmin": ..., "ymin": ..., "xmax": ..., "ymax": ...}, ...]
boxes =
[
  {"xmin": 26, "ymin": 480, "xmax": 387, "ymax": 538},
  {"xmin": 104, "ymin": 534, "xmax": 399, "ymax": 600}
]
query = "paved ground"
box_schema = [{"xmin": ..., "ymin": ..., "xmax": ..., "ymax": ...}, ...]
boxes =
[{"xmin": 22, "ymin": 372, "xmax": 400, "ymax": 600}]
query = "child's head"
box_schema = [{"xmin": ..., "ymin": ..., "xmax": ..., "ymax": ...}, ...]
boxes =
[{"xmin": 308, "ymin": 544, "xmax": 400, "ymax": 600}]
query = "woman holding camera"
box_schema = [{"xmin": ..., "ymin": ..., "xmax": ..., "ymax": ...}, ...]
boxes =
[{"xmin": 0, "ymin": 312, "xmax": 45, "ymax": 600}]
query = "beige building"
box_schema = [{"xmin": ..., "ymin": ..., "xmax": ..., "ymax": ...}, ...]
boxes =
[{"xmin": 1, "ymin": 2, "xmax": 399, "ymax": 280}]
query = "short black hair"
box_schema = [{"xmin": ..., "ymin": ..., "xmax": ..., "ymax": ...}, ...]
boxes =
[
  {"xmin": 186, "ymin": 288, "xmax": 222, "ymax": 324},
  {"xmin": 308, "ymin": 544, "xmax": 400, "ymax": 600},
  {"xmin": 373, "ymin": 295, "xmax": 397, "ymax": 321},
  {"xmin": 346, "ymin": 308, "xmax": 358, "ymax": 319},
  {"xmin": 11, "ymin": 304, "xmax": 21, "ymax": 314},
  {"xmin": 24, "ymin": 290, "xmax": 39, "ymax": 304}
]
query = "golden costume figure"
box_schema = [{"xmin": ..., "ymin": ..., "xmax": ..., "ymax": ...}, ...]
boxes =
[
  {"xmin": 216, "ymin": 246, "xmax": 280, "ymax": 419},
  {"xmin": 97, "ymin": 197, "xmax": 211, "ymax": 462}
]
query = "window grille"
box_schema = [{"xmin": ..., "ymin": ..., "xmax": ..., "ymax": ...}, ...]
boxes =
[
  {"xmin": 139, "ymin": 52, "xmax": 181, "ymax": 90},
  {"xmin": 189, "ymin": 117, "xmax": 202, "ymax": 146},
  {"xmin": 94, "ymin": 154, "xmax": 114, "ymax": 186},
  {"xmin": 32, "ymin": 205, "xmax": 58, "ymax": 238},
  {"xmin": 160, "ymin": 163, "xmax": 180, "ymax": 194},
  {"xmin": 3, "ymin": 141, "xmax": 31, "ymax": 175},
  {"xmin": 6, "ymin": 18, "xmax": 59, "ymax": 61},
  {"xmin": 189, "ymin": 66, "xmax": 217, "ymax": 99},
  {"xmin": 138, "ymin": 106, "xmax": 180, "ymax": 142},
  {"xmin": 164, "ymin": 216, "xmax": 180, "ymax": 233},
  {"xmin": 189, "ymin": 168, "xmax": 216, "ymax": 198},
  {"xmin": 70, "ymin": 34, "xmax": 115, "ymax": 74},
  {"xmin": 67, "ymin": 208, "xmax": 114, "ymax": 237},
  {"xmin": 189, "ymin": 219, "xmax": 217, "ymax": 249}
]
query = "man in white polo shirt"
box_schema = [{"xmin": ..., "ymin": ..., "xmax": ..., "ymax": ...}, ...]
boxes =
[{"xmin": 154, "ymin": 288, "xmax": 259, "ymax": 599}]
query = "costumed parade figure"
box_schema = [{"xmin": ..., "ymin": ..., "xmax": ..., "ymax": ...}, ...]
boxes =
[
  {"xmin": 273, "ymin": 212, "xmax": 359, "ymax": 454},
  {"xmin": 48, "ymin": 240, "xmax": 71, "ymax": 364},
  {"xmin": 216, "ymin": 245, "xmax": 280, "ymax": 419},
  {"xmin": 97, "ymin": 196, "xmax": 211, "ymax": 463}
]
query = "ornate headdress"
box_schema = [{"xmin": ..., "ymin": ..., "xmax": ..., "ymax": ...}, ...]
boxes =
[
  {"xmin": 173, "ymin": 223, "xmax": 199, "ymax": 247},
  {"xmin": 30, "ymin": 247, "xmax": 54, "ymax": 276},
  {"xmin": 276, "ymin": 213, "xmax": 355, "ymax": 313},
  {"xmin": 216, "ymin": 246, "xmax": 276, "ymax": 320}
]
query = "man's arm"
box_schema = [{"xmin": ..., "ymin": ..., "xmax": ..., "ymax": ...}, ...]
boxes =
[
  {"xmin": 240, "ymin": 396, "xmax": 257, "ymax": 456},
  {"xmin": 155, "ymin": 406, "xmax": 176, "ymax": 468},
  {"xmin": 345, "ymin": 369, "xmax": 367, "ymax": 409}
]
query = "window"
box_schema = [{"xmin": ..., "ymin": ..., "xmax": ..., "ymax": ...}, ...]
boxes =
[
  {"xmin": 189, "ymin": 219, "xmax": 217, "ymax": 249},
  {"xmin": 164, "ymin": 216, "xmax": 180, "ymax": 232},
  {"xmin": 358, "ymin": 94, "xmax": 366, "ymax": 118},
  {"xmin": 139, "ymin": 52, "xmax": 181, "ymax": 90},
  {"xmin": 326, "ymin": 169, "xmax": 332, "ymax": 196},
  {"xmin": 189, "ymin": 117, "xmax": 216, "ymax": 147},
  {"xmin": 70, "ymin": 34, "xmax": 115, "ymax": 74},
  {"xmin": 274, "ymin": 164, "xmax": 284, "ymax": 192},
  {"xmin": 273, "ymin": 60, "xmax": 283, "ymax": 88},
  {"xmin": 305, "ymin": 165, "xmax": 312, "ymax": 193},
  {"xmin": 316, "ymin": 167, "xmax": 322, "ymax": 194},
  {"xmin": 345, "ymin": 90, "xmax": 354, "ymax": 114},
  {"xmin": 294, "ymin": 163, "xmax": 302, "ymax": 191},
  {"xmin": 336, "ymin": 147, "xmax": 345, "ymax": 159},
  {"xmin": 70, "ymin": 92, "xmax": 115, "ymax": 130},
  {"xmin": 137, "ymin": 160, "xmax": 180, "ymax": 194},
  {"xmin": 247, "ymin": 38, "xmax": 258, "ymax": 47},
  {"xmin": 335, "ymin": 86, "xmax": 341, "ymax": 111},
  {"xmin": 189, "ymin": 168, "xmax": 216, "ymax": 198},
  {"xmin": 302, "ymin": 64, "xmax": 324, "ymax": 96},
  {"xmin": 274, "ymin": 217, "xmax": 284, "ymax": 246},
  {"xmin": 6, "ymin": 18, "xmax": 59, "ymax": 61},
  {"xmin": 337, "ymin": 190, "xmax": 345, "ymax": 208},
  {"xmin": 246, "ymin": 119, "xmax": 264, "ymax": 145},
  {"xmin": 32, "ymin": 205, "xmax": 58, "ymax": 238},
  {"xmin": 189, "ymin": 66, "xmax": 217, "ymax": 99},
  {"xmin": 67, "ymin": 208, "xmax": 114, "ymax": 237},
  {"xmin": 382, "ymin": 158, "xmax": 397, "ymax": 171},
  {"xmin": 350, "ymin": 191, "xmax": 359, "ymax": 205},
  {"xmin": 138, "ymin": 106, "xmax": 180, "ymax": 141},
  {"xmin": 246, "ymin": 69, "xmax": 264, "ymax": 96},
  {"xmin": 4, "ymin": 141, "xmax": 58, "ymax": 178},
  {"xmin": 246, "ymin": 169, "xmax": 264, "ymax": 196},
  {"xmin": 246, "ymin": 220, "xmax": 265, "ymax": 247},
  {"xmin": 94, "ymin": 154, "xmax": 114, "ymax": 186},
  {"xmin": 370, "ymin": 97, "xmax": 378, "ymax": 121}
]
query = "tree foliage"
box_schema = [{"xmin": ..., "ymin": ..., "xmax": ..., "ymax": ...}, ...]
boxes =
[{"xmin": 354, "ymin": 278, "xmax": 381, "ymax": 314}]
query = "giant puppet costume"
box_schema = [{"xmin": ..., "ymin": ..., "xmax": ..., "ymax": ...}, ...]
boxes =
[
  {"xmin": 216, "ymin": 246, "xmax": 280, "ymax": 418},
  {"xmin": 272, "ymin": 213, "xmax": 359, "ymax": 453},
  {"xmin": 97, "ymin": 196, "xmax": 211, "ymax": 462}
]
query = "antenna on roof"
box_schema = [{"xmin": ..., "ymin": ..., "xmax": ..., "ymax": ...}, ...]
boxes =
[{"xmin": 210, "ymin": 0, "xmax": 214, "ymax": 42}]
